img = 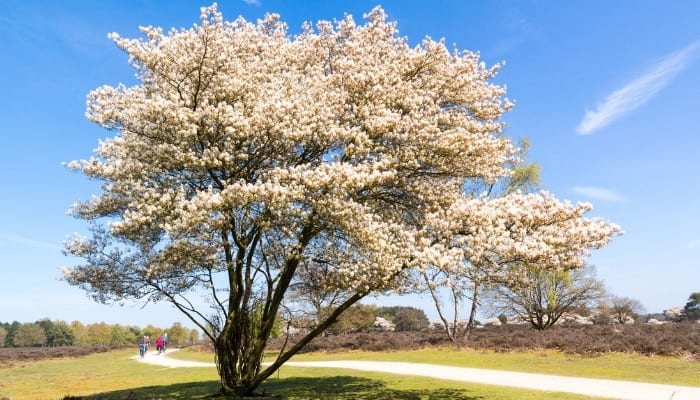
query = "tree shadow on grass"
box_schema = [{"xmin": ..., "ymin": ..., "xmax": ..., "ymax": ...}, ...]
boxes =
[
  {"xmin": 69, "ymin": 376, "xmax": 483, "ymax": 399},
  {"xmin": 67, "ymin": 380, "xmax": 221, "ymax": 399},
  {"xmin": 261, "ymin": 375, "xmax": 484, "ymax": 399}
]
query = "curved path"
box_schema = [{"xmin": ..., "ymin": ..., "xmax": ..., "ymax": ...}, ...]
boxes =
[
  {"xmin": 134, "ymin": 349, "xmax": 700, "ymax": 400},
  {"xmin": 133, "ymin": 348, "xmax": 213, "ymax": 368}
]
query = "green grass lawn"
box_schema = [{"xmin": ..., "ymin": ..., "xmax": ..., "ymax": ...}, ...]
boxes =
[
  {"xmin": 2, "ymin": 347, "xmax": 698, "ymax": 399},
  {"xmin": 174, "ymin": 346, "xmax": 700, "ymax": 387},
  {"xmin": 285, "ymin": 348, "xmax": 700, "ymax": 387}
]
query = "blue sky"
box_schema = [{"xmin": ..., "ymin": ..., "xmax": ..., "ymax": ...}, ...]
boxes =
[{"xmin": 1, "ymin": 0, "xmax": 699, "ymax": 329}]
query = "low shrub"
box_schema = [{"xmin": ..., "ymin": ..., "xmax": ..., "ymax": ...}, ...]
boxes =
[{"xmin": 268, "ymin": 323, "xmax": 700, "ymax": 358}]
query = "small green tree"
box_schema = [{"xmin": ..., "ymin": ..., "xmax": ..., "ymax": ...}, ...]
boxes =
[
  {"xmin": 189, "ymin": 328, "xmax": 200, "ymax": 344},
  {"xmin": 497, "ymin": 314, "xmax": 508, "ymax": 325},
  {"xmin": 487, "ymin": 264, "xmax": 606, "ymax": 330},
  {"xmin": 86, "ymin": 322, "xmax": 112, "ymax": 345},
  {"xmin": 70, "ymin": 321, "xmax": 89, "ymax": 345},
  {"xmin": 684, "ymin": 292, "xmax": 700, "ymax": 320},
  {"xmin": 111, "ymin": 324, "xmax": 138, "ymax": 346},
  {"xmin": 167, "ymin": 322, "xmax": 189, "ymax": 345},
  {"xmin": 38, "ymin": 319, "xmax": 75, "ymax": 346},
  {"xmin": 4, "ymin": 321, "xmax": 20, "ymax": 347},
  {"xmin": 324, "ymin": 304, "xmax": 376, "ymax": 335},
  {"xmin": 392, "ymin": 307, "xmax": 430, "ymax": 331},
  {"xmin": 0, "ymin": 326, "xmax": 6, "ymax": 347}
]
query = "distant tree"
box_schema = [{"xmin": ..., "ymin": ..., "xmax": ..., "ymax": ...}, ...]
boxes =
[
  {"xmin": 86, "ymin": 322, "xmax": 112, "ymax": 345},
  {"xmin": 13, "ymin": 323, "xmax": 47, "ymax": 347},
  {"xmin": 324, "ymin": 304, "xmax": 376, "ymax": 335},
  {"xmin": 4, "ymin": 321, "xmax": 20, "ymax": 347},
  {"xmin": 487, "ymin": 264, "xmax": 606, "ymax": 330},
  {"xmin": 605, "ymin": 296, "xmax": 645, "ymax": 324},
  {"xmin": 189, "ymin": 328, "xmax": 200, "ymax": 344},
  {"xmin": 664, "ymin": 306, "xmax": 686, "ymax": 322},
  {"xmin": 110, "ymin": 324, "xmax": 138, "ymax": 345},
  {"xmin": 37, "ymin": 319, "xmax": 75, "ymax": 346},
  {"xmin": 419, "ymin": 180, "xmax": 619, "ymax": 341},
  {"xmin": 379, "ymin": 306, "xmax": 429, "ymax": 331},
  {"xmin": 0, "ymin": 326, "xmax": 6, "ymax": 347},
  {"xmin": 167, "ymin": 322, "xmax": 189, "ymax": 345},
  {"xmin": 420, "ymin": 145, "xmax": 541, "ymax": 342},
  {"xmin": 70, "ymin": 321, "xmax": 89, "ymax": 345},
  {"xmin": 141, "ymin": 324, "xmax": 162, "ymax": 341},
  {"xmin": 684, "ymin": 292, "xmax": 700, "ymax": 321},
  {"xmin": 497, "ymin": 314, "xmax": 508, "ymax": 325},
  {"xmin": 284, "ymin": 258, "xmax": 353, "ymax": 333}
]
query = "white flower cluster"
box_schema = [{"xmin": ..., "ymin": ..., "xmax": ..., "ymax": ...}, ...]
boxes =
[
  {"xmin": 416, "ymin": 191, "xmax": 622, "ymax": 291},
  {"xmin": 64, "ymin": 5, "xmax": 619, "ymax": 303}
]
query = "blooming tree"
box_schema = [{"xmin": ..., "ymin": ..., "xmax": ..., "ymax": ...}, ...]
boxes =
[
  {"xmin": 417, "ymin": 190, "xmax": 621, "ymax": 339},
  {"xmin": 62, "ymin": 5, "xmax": 618, "ymax": 396},
  {"xmin": 419, "ymin": 145, "xmax": 541, "ymax": 341}
]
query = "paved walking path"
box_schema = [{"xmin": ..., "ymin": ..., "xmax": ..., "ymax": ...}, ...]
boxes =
[
  {"xmin": 134, "ymin": 349, "xmax": 700, "ymax": 400},
  {"xmin": 133, "ymin": 348, "xmax": 213, "ymax": 368}
]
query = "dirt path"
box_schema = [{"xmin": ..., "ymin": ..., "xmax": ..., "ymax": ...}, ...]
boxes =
[
  {"xmin": 132, "ymin": 348, "xmax": 213, "ymax": 368},
  {"xmin": 135, "ymin": 350, "xmax": 700, "ymax": 400}
]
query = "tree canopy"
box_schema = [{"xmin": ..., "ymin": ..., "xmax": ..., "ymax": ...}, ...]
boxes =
[{"xmin": 63, "ymin": 5, "xmax": 620, "ymax": 396}]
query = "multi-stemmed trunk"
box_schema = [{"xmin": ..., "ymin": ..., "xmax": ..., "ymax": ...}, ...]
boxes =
[{"xmin": 213, "ymin": 292, "xmax": 365, "ymax": 396}]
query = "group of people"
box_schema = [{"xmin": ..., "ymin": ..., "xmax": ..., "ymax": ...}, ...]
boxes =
[{"xmin": 138, "ymin": 332, "xmax": 168, "ymax": 357}]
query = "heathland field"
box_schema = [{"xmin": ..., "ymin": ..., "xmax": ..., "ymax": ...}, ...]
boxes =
[{"xmin": 1, "ymin": 324, "xmax": 698, "ymax": 399}]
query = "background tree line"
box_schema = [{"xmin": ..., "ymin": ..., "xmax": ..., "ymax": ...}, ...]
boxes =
[{"xmin": 0, "ymin": 320, "xmax": 200, "ymax": 348}]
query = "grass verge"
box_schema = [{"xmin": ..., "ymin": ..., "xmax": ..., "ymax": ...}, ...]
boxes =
[
  {"xmin": 173, "ymin": 346, "xmax": 700, "ymax": 387},
  {"xmin": 4, "ymin": 347, "xmax": 699, "ymax": 399},
  {"xmin": 1, "ymin": 348, "xmax": 607, "ymax": 399}
]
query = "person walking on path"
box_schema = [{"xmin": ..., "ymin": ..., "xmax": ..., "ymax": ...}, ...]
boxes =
[
  {"xmin": 138, "ymin": 336, "xmax": 148, "ymax": 358},
  {"xmin": 155, "ymin": 336, "xmax": 165, "ymax": 354}
]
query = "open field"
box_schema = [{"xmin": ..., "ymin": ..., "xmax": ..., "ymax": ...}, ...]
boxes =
[
  {"xmin": 172, "ymin": 346, "xmax": 700, "ymax": 387},
  {"xmin": 2, "ymin": 343, "xmax": 698, "ymax": 399},
  {"xmin": 2, "ymin": 325, "xmax": 698, "ymax": 399},
  {"xmin": 0, "ymin": 348, "xmax": 607, "ymax": 399}
]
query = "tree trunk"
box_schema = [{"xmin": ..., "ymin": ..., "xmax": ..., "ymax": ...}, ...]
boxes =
[
  {"xmin": 465, "ymin": 283, "xmax": 480, "ymax": 340},
  {"xmin": 214, "ymin": 315, "xmax": 258, "ymax": 396},
  {"xmin": 213, "ymin": 292, "xmax": 365, "ymax": 396}
]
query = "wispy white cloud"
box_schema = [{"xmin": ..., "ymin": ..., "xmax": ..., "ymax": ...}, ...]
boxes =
[
  {"xmin": 242, "ymin": 0, "xmax": 261, "ymax": 5},
  {"xmin": 0, "ymin": 232, "xmax": 62, "ymax": 252},
  {"xmin": 572, "ymin": 186, "xmax": 627, "ymax": 203},
  {"xmin": 577, "ymin": 40, "xmax": 700, "ymax": 135}
]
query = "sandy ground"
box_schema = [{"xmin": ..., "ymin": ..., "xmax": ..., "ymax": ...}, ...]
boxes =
[
  {"xmin": 133, "ymin": 348, "xmax": 213, "ymax": 368},
  {"xmin": 134, "ymin": 349, "xmax": 700, "ymax": 400}
]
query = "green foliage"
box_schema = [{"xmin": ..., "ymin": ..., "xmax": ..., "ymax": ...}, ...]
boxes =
[
  {"xmin": 12, "ymin": 323, "xmax": 46, "ymax": 347},
  {"xmin": 0, "ymin": 348, "xmax": 604, "ymax": 400},
  {"xmin": 37, "ymin": 319, "xmax": 75, "ymax": 346},
  {"xmin": 110, "ymin": 324, "xmax": 138, "ymax": 346},
  {"xmin": 684, "ymin": 292, "xmax": 700, "ymax": 320},
  {"xmin": 189, "ymin": 328, "xmax": 201, "ymax": 343},
  {"xmin": 3, "ymin": 321, "xmax": 20, "ymax": 347},
  {"xmin": 70, "ymin": 320, "xmax": 89, "ymax": 345},
  {"xmin": 325, "ymin": 304, "xmax": 377, "ymax": 335},
  {"xmin": 86, "ymin": 322, "xmax": 113, "ymax": 345},
  {"xmin": 487, "ymin": 264, "xmax": 606, "ymax": 330},
  {"xmin": 506, "ymin": 163, "xmax": 540, "ymax": 194},
  {"xmin": 0, "ymin": 319, "xmax": 194, "ymax": 347},
  {"xmin": 377, "ymin": 306, "xmax": 430, "ymax": 331},
  {"xmin": 167, "ymin": 322, "xmax": 189, "ymax": 345}
]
